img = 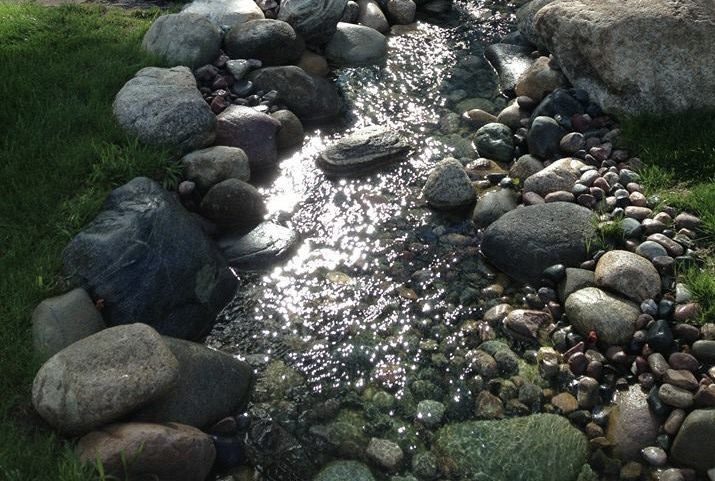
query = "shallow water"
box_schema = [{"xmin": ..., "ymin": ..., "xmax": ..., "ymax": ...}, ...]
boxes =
[{"xmin": 207, "ymin": 1, "xmax": 520, "ymax": 475}]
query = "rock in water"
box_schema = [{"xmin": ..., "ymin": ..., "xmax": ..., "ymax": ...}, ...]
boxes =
[
  {"xmin": 484, "ymin": 43, "xmax": 534, "ymax": 95},
  {"xmin": 480, "ymin": 202, "xmax": 596, "ymax": 284},
  {"xmin": 473, "ymin": 122, "xmax": 514, "ymax": 163},
  {"xmin": 314, "ymin": 461, "xmax": 375, "ymax": 481},
  {"xmin": 62, "ymin": 177, "xmax": 236, "ymax": 340},
  {"xmin": 565, "ymin": 287, "xmax": 640, "ymax": 345},
  {"xmin": 433, "ymin": 414, "xmax": 587, "ymax": 481},
  {"xmin": 32, "ymin": 324, "xmax": 179, "ymax": 435},
  {"xmin": 142, "ymin": 13, "xmax": 222, "ymax": 69},
  {"xmin": 324, "ymin": 22, "xmax": 387, "ymax": 66},
  {"xmin": 113, "ymin": 67, "xmax": 215, "ymax": 152},
  {"xmin": 533, "ymin": 0, "xmax": 715, "ymax": 115},
  {"xmin": 133, "ymin": 337, "xmax": 252, "ymax": 428},
  {"xmin": 277, "ymin": 0, "xmax": 348, "ymax": 46},
  {"xmin": 422, "ymin": 158, "xmax": 476, "ymax": 209},
  {"xmin": 215, "ymin": 105, "xmax": 281, "ymax": 171},
  {"xmin": 318, "ymin": 126, "xmax": 409, "ymax": 177},
  {"xmin": 224, "ymin": 19, "xmax": 305, "ymax": 66},
  {"xmin": 77, "ymin": 422, "xmax": 215, "ymax": 481},
  {"xmin": 182, "ymin": 0, "xmax": 264, "ymax": 28},
  {"xmin": 217, "ymin": 222, "xmax": 299, "ymax": 269}
]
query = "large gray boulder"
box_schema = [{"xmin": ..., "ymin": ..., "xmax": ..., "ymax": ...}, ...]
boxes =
[
  {"xmin": 77, "ymin": 422, "xmax": 215, "ymax": 481},
  {"xmin": 671, "ymin": 409, "xmax": 715, "ymax": 471},
  {"xmin": 516, "ymin": 0, "xmax": 555, "ymax": 46},
  {"xmin": 142, "ymin": 13, "xmax": 222, "ymax": 69},
  {"xmin": 247, "ymin": 66, "xmax": 342, "ymax": 122},
  {"xmin": 215, "ymin": 105, "xmax": 281, "ymax": 171},
  {"xmin": 32, "ymin": 288, "xmax": 105, "ymax": 361},
  {"xmin": 324, "ymin": 22, "xmax": 387, "ymax": 66},
  {"xmin": 533, "ymin": 0, "xmax": 715, "ymax": 115},
  {"xmin": 182, "ymin": 0, "xmax": 264, "ymax": 28},
  {"xmin": 481, "ymin": 202, "xmax": 596, "ymax": 284},
  {"xmin": 565, "ymin": 287, "xmax": 640, "ymax": 345},
  {"xmin": 607, "ymin": 385, "xmax": 660, "ymax": 461},
  {"xmin": 113, "ymin": 67, "xmax": 215, "ymax": 152},
  {"xmin": 32, "ymin": 324, "xmax": 179, "ymax": 435},
  {"xmin": 277, "ymin": 0, "xmax": 349, "ymax": 46},
  {"xmin": 224, "ymin": 19, "xmax": 305, "ymax": 67},
  {"xmin": 62, "ymin": 177, "xmax": 237, "ymax": 340},
  {"xmin": 134, "ymin": 337, "xmax": 253, "ymax": 428}
]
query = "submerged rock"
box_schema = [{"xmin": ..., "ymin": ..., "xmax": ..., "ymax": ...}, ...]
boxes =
[
  {"xmin": 607, "ymin": 385, "xmax": 660, "ymax": 461},
  {"xmin": 433, "ymin": 414, "xmax": 588, "ymax": 481},
  {"xmin": 318, "ymin": 126, "xmax": 409, "ymax": 177},
  {"xmin": 314, "ymin": 461, "xmax": 375, "ymax": 481}
]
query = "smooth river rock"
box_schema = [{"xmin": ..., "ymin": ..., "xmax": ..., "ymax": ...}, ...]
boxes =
[
  {"xmin": 324, "ymin": 22, "xmax": 387, "ymax": 66},
  {"xmin": 481, "ymin": 202, "xmax": 596, "ymax": 284},
  {"xmin": 215, "ymin": 105, "xmax": 281, "ymax": 171},
  {"xmin": 181, "ymin": 146, "xmax": 251, "ymax": 194},
  {"xmin": 671, "ymin": 409, "xmax": 715, "ymax": 471},
  {"xmin": 277, "ymin": 0, "xmax": 348, "ymax": 46},
  {"xmin": 523, "ymin": 157, "xmax": 585, "ymax": 197},
  {"xmin": 473, "ymin": 122, "xmax": 514, "ymax": 163},
  {"xmin": 565, "ymin": 287, "xmax": 640, "ymax": 345},
  {"xmin": 200, "ymin": 178, "xmax": 266, "ymax": 231},
  {"xmin": 32, "ymin": 324, "xmax": 179, "ymax": 435},
  {"xmin": 142, "ymin": 13, "xmax": 222, "ymax": 69},
  {"xmin": 607, "ymin": 385, "xmax": 660, "ymax": 461},
  {"xmin": 423, "ymin": 158, "xmax": 476, "ymax": 209},
  {"xmin": 594, "ymin": 250, "xmax": 661, "ymax": 302},
  {"xmin": 224, "ymin": 19, "xmax": 305, "ymax": 66},
  {"xmin": 471, "ymin": 188, "xmax": 518, "ymax": 228},
  {"xmin": 217, "ymin": 222, "xmax": 299, "ymax": 269},
  {"xmin": 318, "ymin": 126, "xmax": 409, "ymax": 177},
  {"xmin": 484, "ymin": 43, "xmax": 534, "ymax": 95}
]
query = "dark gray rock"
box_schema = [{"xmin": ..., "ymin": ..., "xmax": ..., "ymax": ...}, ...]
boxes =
[
  {"xmin": 217, "ymin": 222, "xmax": 299, "ymax": 269},
  {"xmin": 474, "ymin": 123, "xmax": 514, "ymax": 163},
  {"xmin": 527, "ymin": 116, "xmax": 565, "ymax": 159},
  {"xmin": 481, "ymin": 202, "xmax": 596, "ymax": 284},
  {"xmin": 324, "ymin": 22, "xmax": 387, "ymax": 66},
  {"xmin": 247, "ymin": 66, "xmax": 342, "ymax": 122},
  {"xmin": 558, "ymin": 267, "xmax": 595, "ymax": 303},
  {"xmin": 200, "ymin": 179, "xmax": 266, "ymax": 231},
  {"xmin": 484, "ymin": 43, "xmax": 534, "ymax": 95},
  {"xmin": 32, "ymin": 288, "xmax": 105, "ymax": 361},
  {"xmin": 271, "ymin": 109, "xmax": 305, "ymax": 151},
  {"xmin": 529, "ymin": 88, "xmax": 584, "ymax": 125},
  {"xmin": 62, "ymin": 178, "xmax": 236, "ymax": 340},
  {"xmin": 671, "ymin": 409, "xmax": 715, "ymax": 471},
  {"xmin": 565, "ymin": 287, "xmax": 640, "ymax": 345},
  {"xmin": 277, "ymin": 0, "xmax": 348, "ymax": 46},
  {"xmin": 113, "ymin": 67, "xmax": 215, "ymax": 152},
  {"xmin": 215, "ymin": 105, "xmax": 281, "ymax": 171},
  {"xmin": 509, "ymin": 154, "xmax": 543, "ymax": 181},
  {"xmin": 423, "ymin": 158, "xmax": 476, "ymax": 209},
  {"xmin": 32, "ymin": 324, "xmax": 179, "ymax": 435},
  {"xmin": 472, "ymin": 188, "xmax": 518, "ymax": 229},
  {"xmin": 318, "ymin": 126, "xmax": 409, "ymax": 177},
  {"xmin": 142, "ymin": 13, "xmax": 222, "ymax": 69},
  {"xmin": 224, "ymin": 19, "xmax": 305, "ymax": 66},
  {"xmin": 181, "ymin": 146, "xmax": 251, "ymax": 194},
  {"xmin": 134, "ymin": 337, "xmax": 252, "ymax": 428}
]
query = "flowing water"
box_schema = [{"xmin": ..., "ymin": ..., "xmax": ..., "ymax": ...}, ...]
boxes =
[{"xmin": 207, "ymin": 2, "xmax": 525, "ymax": 477}]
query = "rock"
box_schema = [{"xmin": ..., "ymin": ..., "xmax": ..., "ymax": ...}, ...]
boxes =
[
  {"xmin": 560, "ymin": 132, "xmax": 585, "ymax": 154},
  {"xmin": 641, "ymin": 446, "xmax": 668, "ymax": 467},
  {"xmin": 565, "ymin": 287, "xmax": 640, "ymax": 345},
  {"xmin": 527, "ymin": 116, "xmax": 565, "ymax": 159},
  {"xmin": 692, "ymin": 340, "xmax": 715, "ymax": 363},
  {"xmin": 133, "ymin": 337, "xmax": 252, "ymax": 428},
  {"xmin": 113, "ymin": 67, "xmax": 215, "ymax": 152},
  {"xmin": 669, "ymin": 352, "xmax": 699, "ymax": 373},
  {"xmin": 474, "ymin": 391, "xmax": 504, "ymax": 419},
  {"xmin": 551, "ymin": 392, "xmax": 578, "ymax": 414},
  {"xmin": 182, "ymin": 0, "xmax": 264, "ymax": 28},
  {"xmin": 514, "ymin": 56, "xmax": 567, "ymax": 102},
  {"xmin": 647, "ymin": 319, "xmax": 674, "ymax": 353},
  {"xmin": 496, "ymin": 101, "xmax": 528, "ymax": 131},
  {"xmin": 77, "ymin": 422, "xmax": 215, "ymax": 481},
  {"xmin": 217, "ymin": 222, "xmax": 299, "ymax": 269},
  {"xmin": 671, "ymin": 409, "xmax": 715, "ymax": 471},
  {"xmin": 366, "ymin": 438, "xmax": 403, "ymax": 471},
  {"xmin": 357, "ymin": 0, "xmax": 389, "ymax": 33},
  {"xmin": 62, "ymin": 178, "xmax": 236, "ymax": 339},
  {"xmin": 200, "ymin": 179, "xmax": 266, "ymax": 230},
  {"xmin": 324, "ymin": 22, "xmax": 387, "ymax": 66},
  {"xmin": 298, "ymin": 50, "xmax": 330, "ymax": 76},
  {"xmin": 636, "ymin": 241, "xmax": 669, "ymax": 261},
  {"xmin": 503, "ymin": 309, "xmax": 552, "ymax": 343},
  {"xmin": 474, "ymin": 122, "xmax": 514, "ymax": 163},
  {"xmin": 215, "ymin": 105, "xmax": 281, "ymax": 171},
  {"xmin": 463, "ymin": 108, "xmax": 497, "ymax": 128},
  {"xmin": 433, "ymin": 414, "xmax": 588, "ymax": 481},
  {"xmin": 416, "ymin": 400, "xmax": 446, "ymax": 428},
  {"xmin": 277, "ymin": 0, "xmax": 348, "ymax": 46},
  {"xmin": 663, "ymin": 369, "xmax": 699, "ymax": 391},
  {"xmin": 594, "ymin": 250, "xmax": 661, "ymax": 303},
  {"xmin": 577, "ymin": 376, "xmax": 600, "ymax": 408},
  {"xmin": 271, "ymin": 109, "xmax": 305, "ymax": 151},
  {"xmin": 558, "ymin": 267, "xmax": 595, "ymax": 303},
  {"xmin": 533, "ymin": 0, "xmax": 715, "ymax": 115},
  {"xmin": 523, "ymin": 157, "xmax": 584, "ymax": 197},
  {"xmin": 386, "ymin": 0, "xmax": 416, "ymax": 24},
  {"xmin": 341, "ymin": 0, "xmax": 360, "ymax": 22},
  {"xmin": 32, "ymin": 324, "xmax": 179, "ymax": 435},
  {"xmin": 607, "ymin": 385, "xmax": 660, "ymax": 461},
  {"xmin": 471, "ymin": 188, "xmax": 518, "ymax": 228},
  {"xmin": 484, "ymin": 43, "xmax": 534, "ymax": 95},
  {"xmin": 224, "ymin": 19, "xmax": 305, "ymax": 66},
  {"xmin": 509, "ymin": 154, "xmax": 543, "ymax": 181},
  {"xmin": 422, "ymin": 158, "xmax": 476, "ymax": 209},
  {"xmin": 247, "ymin": 66, "xmax": 342, "ymax": 122},
  {"xmin": 314, "ymin": 461, "xmax": 375, "ymax": 481},
  {"xmin": 142, "ymin": 14, "xmax": 222, "ymax": 69},
  {"xmin": 481, "ymin": 202, "xmax": 596, "ymax": 284},
  {"xmin": 181, "ymin": 146, "xmax": 251, "ymax": 194},
  {"xmin": 530, "ymin": 88, "xmax": 584, "ymax": 124},
  {"xmin": 318, "ymin": 126, "xmax": 409, "ymax": 176},
  {"xmin": 32, "ymin": 288, "xmax": 104, "ymax": 361},
  {"xmin": 516, "ymin": 0, "xmax": 555, "ymax": 46}
]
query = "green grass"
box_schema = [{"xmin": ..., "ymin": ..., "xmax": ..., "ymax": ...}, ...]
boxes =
[
  {"xmin": 680, "ymin": 265, "xmax": 715, "ymax": 325},
  {"xmin": 0, "ymin": 3, "xmax": 177, "ymax": 479}
]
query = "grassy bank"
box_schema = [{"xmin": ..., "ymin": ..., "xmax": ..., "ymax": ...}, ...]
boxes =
[{"xmin": 0, "ymin": 3, "xmax": 173, "ymax": 479}]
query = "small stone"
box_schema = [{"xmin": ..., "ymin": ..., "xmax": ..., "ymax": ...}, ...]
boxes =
[
  {"xmin": 423, "ymin": 158, "xmax": 476, "ymax": 209},
  {"xmin": 463, "ymin": 109, "xmax": 498, "ymax": 128},
  {"xmin": 659, "ymin": 383, "xmax": 694, "ymax": 409},
  {"xmin": 660, "ymin": 469, "xmax": 685, "ymax": 481},
  {"xmin": 648, "ymin": 353, "xmax": 670, "ymax": 378},
  {"xmin": 671, "ymin": 409, "xmax": 715, "ymax": 472},
  {"xmin": 646, "ymin": 319, "xmax": 673, "ymax": 353},
  {"xmin": 625, "ymin": 206, "xmax": 652, "ymax": 220},
  {"xmin": 641, "ymin": 446, "xmax": 667, "ymax": 467},
  {"xmin": 551, "ymin": 392, "xmax": 578, "ymax": 414},
  {"xmin": 674, "ymin": 213, "xmax": 701, "ymax": 231},
  {"xmin": 664, "ymin": 408, "xmax": 686, "ymax": 435},
  {"xmin": 694, "ymin": 384, "xmax": 715, "ymax": 407},
  {"xmin": 577, "ymin": 376, "xmax": 600, "ymax": 409},
  {"xmin": 673, "ymin": 303, "xmax": 702, "ymax": 322},
  {"xmin": 669, "ymin": 352, "xmax": 699, "ymax": 372},
  {"xmin": 366, "ymin": 438, "xmax": 403, "ymax": 471},
  {"xmin": 636, "ymin": 240, "xmax": 668, "ymax": 260},
  {"xmin": 416, "ymin": 400, "xmax": 445, "ymax": 428}
]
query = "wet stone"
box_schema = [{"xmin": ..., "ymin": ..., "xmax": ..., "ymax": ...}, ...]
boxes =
[
  {"xmin": 641, "ymin": 446, "xmax": 667, "ymax": 467},
  {"xmin": 423, "ymin": 158, "xmax": 476, "ymax": 209},
  {"xmin": 658, "ymin": 384, "xmax": 694, "ymax": 409},
  {"xmin": 318, "ymin": 126, "xmax": 409, "ymax": 177},
  {"xmin": 366, "ymin": 438, "xmax": 403, "ymax": 471},
  {"xmin": 692, "ymin": 340, "xmax": 715, "ymax": 363}
]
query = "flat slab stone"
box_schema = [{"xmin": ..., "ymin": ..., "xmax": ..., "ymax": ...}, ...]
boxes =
[
  {"xmin": 217, "ymin": 222, "xmax": 299, "ymax": 270},
  {"xmin": 317, "ymin": 126, "xmax": 409, "ymax": 177}
]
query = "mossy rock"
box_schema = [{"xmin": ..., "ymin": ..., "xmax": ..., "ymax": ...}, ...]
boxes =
[
  {"xmin": 433, "ymin": 414, "xmax": 588, "ymax": 481},
  {"xmin": 314, "ymin": 460, "xmax": 375, "ymax": 481}
]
